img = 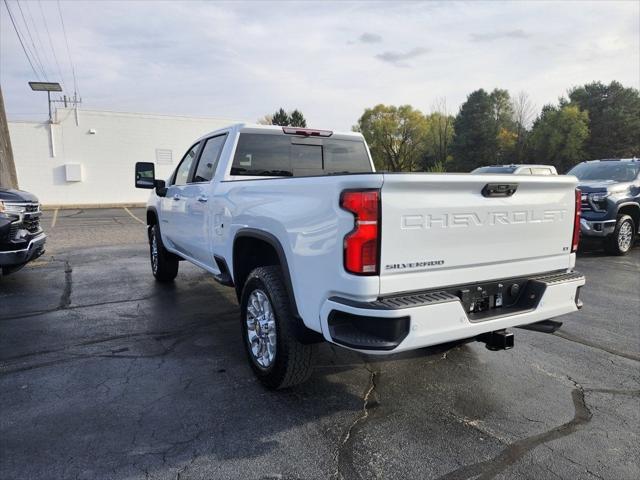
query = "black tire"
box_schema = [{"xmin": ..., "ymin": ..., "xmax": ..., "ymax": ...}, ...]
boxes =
[
  {"xmin": 240, "ymin": 266, "xmax": 315, "ymax": 389},
  {"xmin": 605, "ymin": 214, "xmax": 636, "ymax": 256},
  {"xmin": 149, "ymin": 224, "xmax": 179, "ymax": 282}
]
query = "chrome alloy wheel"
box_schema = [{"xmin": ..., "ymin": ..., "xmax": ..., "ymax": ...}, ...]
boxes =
[
  {"xmin": 246, "ymin": 289, "xmax": 277, "ymax": 369},
  {"xmin": 150, "ymin": 230, "xmax": 159, "ymax": 274},
  {"xmin": 618, "ymin": 220, "xmax": 633, "ymax": 252}
]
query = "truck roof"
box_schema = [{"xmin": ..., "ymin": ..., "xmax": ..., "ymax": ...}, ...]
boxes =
[{"xmin": 195, "ymin": 123, "xmax": 364, "ymax": 143}]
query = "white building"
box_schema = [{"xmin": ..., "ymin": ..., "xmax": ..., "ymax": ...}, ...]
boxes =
[{"xmin": 8, "ymin": 108, "xmax": 238, "ymax": 207}]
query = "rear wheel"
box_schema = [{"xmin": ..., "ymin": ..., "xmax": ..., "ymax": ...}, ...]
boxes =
[
  {"xmin": 240, "ymin": 266, "xmax": 315, "ymax": 389},
  {"xmin": 605, "ymin": 214, "xmax": 635, "ymax": 256},
  {"xmin": 149, "ymin": 224, "xmax": 179, "ymax": 282}
]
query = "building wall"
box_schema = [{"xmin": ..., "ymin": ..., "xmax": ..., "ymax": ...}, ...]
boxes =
[{"xmin": 8, "ymin": 108, "xmax": 237, "ymax": 206}]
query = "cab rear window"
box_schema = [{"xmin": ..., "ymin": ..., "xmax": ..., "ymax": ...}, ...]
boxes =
[{"xmin": 230, "ymin": 133, "xmax": 372, "ymax": 177}]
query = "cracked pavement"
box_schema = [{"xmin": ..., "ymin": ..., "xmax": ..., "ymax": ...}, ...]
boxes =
[{"xmin": 0, "ymin": 208, "xmax": 639, "ymax": 479}]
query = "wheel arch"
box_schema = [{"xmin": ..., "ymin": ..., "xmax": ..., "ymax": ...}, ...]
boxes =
[
  {"xmin": 617, "ymin": 202, "xmax": 640, "ymax": 231},
  {"xmin": 232, "ymin": 229, "xmax": 299, "ymax": 315}
]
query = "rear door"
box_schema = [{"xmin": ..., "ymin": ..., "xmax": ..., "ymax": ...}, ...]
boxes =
[{"xmin": 378, "ymin": 174, "xmax": 578, "ymax": 295}]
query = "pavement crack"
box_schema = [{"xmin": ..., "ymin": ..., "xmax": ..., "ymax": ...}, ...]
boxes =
[
  {"xmin": 333, "ymin": 363, "xmax": 379, "ymax": 480},
  {"xmin": 58, "ymin": 260, "xmax": 73, "ymax": 309},
  {"xmin": 553, "ymin": 330, "xmax": 640, "ymax": 362},
  {"xmin": 436, "ymin": 381, "xmax": 592, "ymax": 480}
]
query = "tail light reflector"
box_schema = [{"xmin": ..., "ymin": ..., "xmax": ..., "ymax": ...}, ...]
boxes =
[
  {"xmin": 340, "ymin": 189, "xmax": 380, "ymax": 275},
  {"xmin": 572, "ymin": 188, "xmax": 581, "ymax": 253}
]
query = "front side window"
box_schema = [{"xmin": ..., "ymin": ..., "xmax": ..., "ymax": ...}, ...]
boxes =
[
  {"xmin": 173, "ymin": 143, "xmax": 200, "ymax": 186},
  {"xmin": 193, "ymin": 135, "xmax": 227, "ymax": 183},
  {"xmin": 230, "ymin": 133, "xmax": 372, "ymax": 177}
]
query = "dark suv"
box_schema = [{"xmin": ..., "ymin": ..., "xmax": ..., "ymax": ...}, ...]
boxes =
[
  {"xmin": 0, "ymin": 188, "xmax": 46, "ymax": 276},
  {"xmin": 568, "ymin": 159, "xmax": 640, "ymax": 255}
]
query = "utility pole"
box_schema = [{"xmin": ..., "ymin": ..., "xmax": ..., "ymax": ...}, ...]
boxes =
[{"xmin": 0, "ymin": 86, "xmax": 19, "ymax": 189}]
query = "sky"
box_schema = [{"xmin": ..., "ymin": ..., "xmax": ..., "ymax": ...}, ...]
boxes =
[{"xmin": 1, "ymin": 0, "xmax": 639, "ymax": 131}]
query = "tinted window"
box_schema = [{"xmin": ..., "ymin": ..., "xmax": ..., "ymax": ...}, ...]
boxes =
[
  {"xmin": 472, "ymin": 166, "xmax": 517, "ymax": 174},
  {"xmin": 193, "ymin": 135, "xmax": 227, "ymax": 182},
  {"xmin": 173, "ymin": 144, "xmax": 199, "ymax": 186},
  {"xmin": 568, "ymin": 162, "xmax": 640, "ymax": 182},
  {"xmin": 231, "ymin": 133, "xmax": 372, "ymax": 177}
]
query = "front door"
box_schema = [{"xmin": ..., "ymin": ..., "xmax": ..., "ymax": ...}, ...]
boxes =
[
  {"xmin": 161, "ymin": 142, "xmax": 200, "ymax": 254},
  {"xmin": 180, "ymin": 133, "xmax": 228, "ymax": 268}
]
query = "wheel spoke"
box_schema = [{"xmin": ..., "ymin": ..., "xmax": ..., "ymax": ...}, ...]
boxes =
[{"xmin": 245, "ymin": 289, "xmax": 277, "ymax": 369}]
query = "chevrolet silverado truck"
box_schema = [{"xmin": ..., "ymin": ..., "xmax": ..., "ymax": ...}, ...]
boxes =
[
  {"xmin": 135, "ymin": 124, "xmax": 585, "ymax": 389},
  {"xmin": 0, "ymin": 188, "xmax": 46, "ymax": 276},
  {"xmin": 567, "ymin": 159, "xmax": 639, "ymax": 255}
]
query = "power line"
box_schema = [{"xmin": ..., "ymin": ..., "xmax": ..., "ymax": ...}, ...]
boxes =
[
  {"xmin": 56, "ymin": 0, "xmax": 79, "ymax": 97},
  {"xmin": 2, "ymin": 0, "xmax": 41, "ymax": 80},
  {"xmin": 24, "ymin": 0, "xmax": 50, "ymax": 79},
  {"xmin": 15, "ymin": 0, "xmax": 48, "ymax": 80},
  {"xmin": 38, "ymin": 0, "xmax": 67, "ymax": 89}
]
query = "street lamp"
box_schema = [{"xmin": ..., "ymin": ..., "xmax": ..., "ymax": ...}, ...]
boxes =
[{"xmin": 28, "ymin": 82, "xmax": 62, "ymax": 123}]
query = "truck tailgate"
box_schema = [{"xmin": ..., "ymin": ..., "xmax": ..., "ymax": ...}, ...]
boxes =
[{"xmin": 379, "ymin": 174, "xmax": 578, "ymax": 295}]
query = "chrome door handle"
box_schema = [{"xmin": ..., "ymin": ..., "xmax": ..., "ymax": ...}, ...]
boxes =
[
  {"xmin": 173, "ymin": 194, "xmax": 180, "ymax": 201},
  {"xmin": 197, "ymin": 196, "xmax": 208, "ymax": 203}
]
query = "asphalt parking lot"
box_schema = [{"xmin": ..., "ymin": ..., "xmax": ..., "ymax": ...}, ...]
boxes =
[{"xmin": 1, "ymin": 208, "xmax": 639, "ymax": 480}]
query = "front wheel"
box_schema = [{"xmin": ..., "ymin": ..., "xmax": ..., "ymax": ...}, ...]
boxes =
[
  {"xmin": 149, "ymin": 224, "xmax": 179, "ymax": 282},
  {"xmin": 240, "ymin": 266, "xmax": 315, "ymax": 389},
  {"xmin": 605, "ymin": 214, "xmax": 636, "ymax": 256}
]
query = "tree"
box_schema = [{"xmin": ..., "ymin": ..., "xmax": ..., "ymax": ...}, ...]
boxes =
[
  {"xmin": 256, "ymin": 114, "xmax": 273, "ymax": 125},
  {"xmin": 450, "ymin": 89, "xmax": 497, "ymax": 171},
  {"xmin": 490, "ymin": 89, "xmax": 516, "ymax": 162},
  {"xmin": 271, "ymin": 108, "xmax": 290, "ymax": 126},
  {"xmin": 422, "ymin": 97, "xmax": 454, "ymax": 170},
  {"xmin": 566, "ymin": 81, "xmax": 640, "ymax": 159},
  {"xmin": 289, "ymin": 109, "xmax": 307, "ymax": 127},
  {"xmin": 527, "ymin": 104, "xmax": 589, "ymax": 173},
  {"xmin": 354, "ymin": 104, "xmax": 429, "ymax": 172},
  {"xmin": 511, "ymin": 91, "xmax": 536, "ymax": 163}
]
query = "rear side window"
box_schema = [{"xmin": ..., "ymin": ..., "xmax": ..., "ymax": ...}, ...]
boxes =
[
  {"xmin": 532, "ymin": 167, "xmax": 553, "ymax": 175},
  {"xmin": 192, "ymin": 134, "xmax": 227, "ymax": 183},
  {"xmin": 230, "ymin": 133, "xmax": 372, "ymax": 177}
]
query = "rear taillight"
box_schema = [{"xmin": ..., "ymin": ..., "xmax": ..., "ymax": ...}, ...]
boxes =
[
  {"xmin": 572, "ymin": 188, "xmax": 581, "ymax": 253},
  {"xmin": 340, "ymin": 189, "xmax": 380, "ymax": 275}
]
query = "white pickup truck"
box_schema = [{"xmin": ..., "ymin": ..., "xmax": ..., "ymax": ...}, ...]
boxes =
[{"xmin": 135, "ymin": 124, "xmax": 585, "ymax": 389}]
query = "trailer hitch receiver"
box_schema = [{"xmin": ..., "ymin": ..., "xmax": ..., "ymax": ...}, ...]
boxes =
[{"xmin": 477, "ymin": 329, "xmax": 514, "ymax": 351}]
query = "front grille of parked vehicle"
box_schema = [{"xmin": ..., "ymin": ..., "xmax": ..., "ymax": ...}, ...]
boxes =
[
  {"xmin": 7, "ymin": 203, "xmax": 42, "ymax": 239},
  {"xmin": 22, "ymin": 215, "xmax": 41, "ymax": 233}
]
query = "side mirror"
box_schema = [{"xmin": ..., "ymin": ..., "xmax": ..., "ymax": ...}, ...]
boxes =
[{"xmin": 135, "ymin": 162, "xmax": 156, "ymax": 189}]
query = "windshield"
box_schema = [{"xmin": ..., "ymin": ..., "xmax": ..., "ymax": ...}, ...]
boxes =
[
  {"xmin": 472, "ymin": 166, "xmax": 517, "ymax": 174},
  {"xmin": 231, "ymin": 133, "xmax": 373, "ymax": 177},
  {"xmin": 568, "ymin": 162, "xmax": 640, "ymax": 182}
]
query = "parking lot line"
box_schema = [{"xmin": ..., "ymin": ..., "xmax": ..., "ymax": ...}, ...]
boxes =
[
  {"xmin": 51, "ymin": 208, "xmax": 59, "ymax": 228},
  {"xmin": 123, "ymin": 207, "xmax": 145, "ymax": 225}
]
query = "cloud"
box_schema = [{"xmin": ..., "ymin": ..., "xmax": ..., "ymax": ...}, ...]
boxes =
[
  {"xmin": 375, "ymin": 47, "xmax": 430, "ymax": 66},
  {"xmin": 358, "ymin": 32, "xmax": 383, "ymax": 44},
  {"xmin": 470, "ymin": 29, "xmax": 531, "ymax": 42}
]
